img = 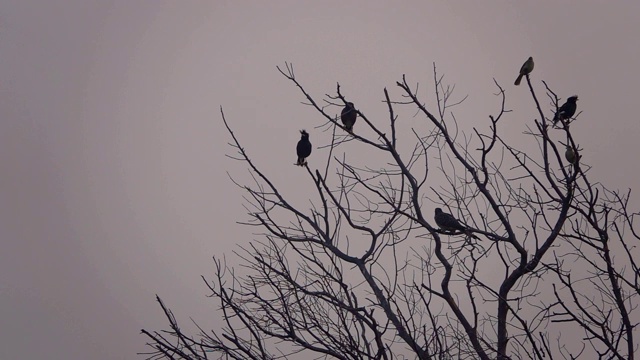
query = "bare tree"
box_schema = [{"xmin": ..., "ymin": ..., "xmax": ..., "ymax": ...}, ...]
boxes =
[{"xmin": 140, "ymin": 63, "xmax": 640, "ymax": 359}]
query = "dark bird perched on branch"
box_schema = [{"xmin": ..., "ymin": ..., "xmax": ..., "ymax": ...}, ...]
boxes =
[
  {"xmin": 553, "ymin": 95, "xmax": 578, "ymax": 124},
  {"xmin": 341, "ymin": 102, "xmax": 357, "ymax": 134},
  {"xmin": 434, "ymin": 208, "xmax": 478, "ymax": 239},
  {"xmin": 295, "ymin": 130, "xmax": 312, "ymax": 166},
  {"xmin": 514, "ymin": 56, "xmax": 534, "ymax": 86},
  {"xmin": 565, "ymin": 145, "xmax": 580, "ymax": 166}
]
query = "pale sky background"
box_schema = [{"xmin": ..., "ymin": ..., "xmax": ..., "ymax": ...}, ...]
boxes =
[{"xmin": 1, "ymin": 1, "xmax": 640, "ymax": 359}]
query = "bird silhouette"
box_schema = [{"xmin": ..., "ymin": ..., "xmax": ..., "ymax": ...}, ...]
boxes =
[
  {"xmin": 434, "ymin": 208, "xmax": 478, "ymax": 239},
  {"xmin": 514, "ymin": 57, "xmax": 534, "ymax": 86},
  {"xmin": 565, "ymin": 145, "xmax": 579, "ymax": 165},
  {"xmin": 553, "ymin": 96, "xmax": 578, "ymax": 124},
  {"xmin": 341, "ymin": 102, "xmax": 357, "ymax": 134},
  {"xmin": 296, "ymin": 130, "xmax": 312, "ymax": 166}
]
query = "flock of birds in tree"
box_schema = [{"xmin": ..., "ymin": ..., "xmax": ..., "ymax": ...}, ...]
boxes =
[
  {"xmin": 294, "ymin": 102, "xmax": 356, "ymax": 166},
  {"xmin": 294, "ymin": 57, "xmax": 581, "ymax": 239}
]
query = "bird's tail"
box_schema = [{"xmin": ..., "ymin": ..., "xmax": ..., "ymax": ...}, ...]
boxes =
[
  {"xmin": 514, "ymin": 74, "xmax": 523, "ymax": 86},
  {"xmin": 465, "ymin": 229, "xmax": 480, "ymax": 240}
]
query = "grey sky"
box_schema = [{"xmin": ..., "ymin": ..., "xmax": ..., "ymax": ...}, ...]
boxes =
[{"xmin": 1, "ymin": 1, "xmax": 639, "ymax": 359}]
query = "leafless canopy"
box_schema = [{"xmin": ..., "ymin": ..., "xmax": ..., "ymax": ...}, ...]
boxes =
[{"xmin": 141, "ymin": 63, "xmax": 640, "ymax": 360}]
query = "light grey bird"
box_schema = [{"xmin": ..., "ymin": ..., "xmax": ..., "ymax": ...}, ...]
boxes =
[
  {"xmin": 434, "ymin": 208, "xmax": 478, "ymax": 238},
  {"xmin": 565, "ymin": 145, "xmax": 579, "ymax": 165},
  {"xmin": 514, "ymin": 56, "xmax": 534, "ymax": 86}
]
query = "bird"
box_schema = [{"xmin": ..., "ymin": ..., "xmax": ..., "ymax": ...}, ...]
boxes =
[
  {"xmin": 565, "ymin": 145, "xmax": 579, "ymax": 165},
  {"xmin": 514, "ymin": 57, "xmax": 534, "ymax": 86},
  {"xmin": 434, "ymin": 208, "xmax": 477, "ymax": 238},
  {"xmin": 341, "ymin": 102, "xmax": 357, "ymax": 134},
  {"xmin": 296, "ymin": 130, "xmax": 312, "ymax": 166},
  {"xmin": 553, "ymin": 96, "xmax": 578, "ymax": 124}
]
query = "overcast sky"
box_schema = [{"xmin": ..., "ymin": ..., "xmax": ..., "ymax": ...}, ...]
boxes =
[{"xmin": 1, "ymin": 1, "xmax": 640, "ymax": 359}]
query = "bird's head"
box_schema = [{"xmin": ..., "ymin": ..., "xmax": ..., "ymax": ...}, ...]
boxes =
[
  {"xmin": 347, "ymin": 102, "xmax": 355, "ymax": 108},
  {"xmin": 435, "ymin": 208, "xmax": 442, "ymax": 215},
  {"xmin": 568, "ymin": 95, "xmax": 578, "ymax": 103},
  {"xmin": 300, "ymin": 130, "xmax": 309, "ymax": 138}
]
